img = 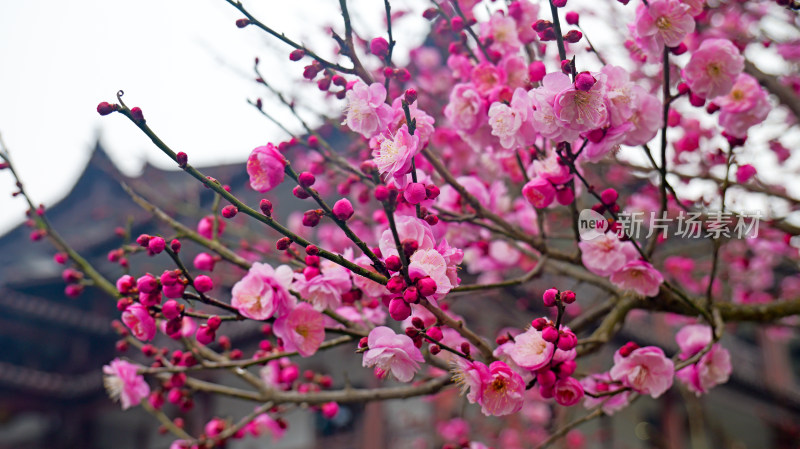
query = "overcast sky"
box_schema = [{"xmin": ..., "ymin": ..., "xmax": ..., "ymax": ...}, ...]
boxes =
[{"xmin": 0, "ymin": 0, "xmax": 427, "ymax": 235}]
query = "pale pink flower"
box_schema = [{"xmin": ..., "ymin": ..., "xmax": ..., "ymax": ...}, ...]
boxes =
[
  {"xmin": 409, "ymin": 248, "xmax": 455, "ymax": 300},
  {"xmin": 481, "ymin": 12, "xmax": 522, "ymax": 54},
  {"xmin": 378, "ymin": 215, "xmax": 436, "ymax": 259},
  {"xmin": 674, "ymin": 324, "xmax": 731, "ymax": 395},
  {"xmin": 623, "ymin": 89, "xmax": 663, "ymax": 146},
  {"xmin": 292, "ymin": 260, "xmax": 351, "ymax": 311},
  {"xmin": 683, "ymin": 39, "xmax": 744, "ymax": 99},
  {"xmin": 103, "ymin": 358, "xmax": 150, "ymax": 409},
  {"xmin": 362, "ymin": 326, "xmax": 425, "ymax": 382},
  {"xmin": 530, "ymin": 151, "xmax": 573, "ymax": 185},
  {"xmin": 602, "ymin": 65, "xmax": 637, "ymax": 127},
  {"xmin": 554, "ymin": 377, "xmax": 585, "ymax": 406},
  {"xmin": 579, "ymin": 233, "xmax": 638, "ymax": 277},
  {"xmin": 553, "ymin": 75, "xmax": 609, "ymax": 132},
  {"xmin": 391, "ymin": 97, "xmax": 435, "ymax": 145},
  {"xmin": 121, "ymin": 303, "xmax": 156, "ymax": 342},
  {"xmin": 352, "ymin": 255, "xmax": 390, "ymax": 299},
  {"xmin": 522, "ymin": 177, "xmax": 556, "ymax": 209},
  {"xmin": 676, "ymin": 344, "xmax": 731, "ymax": 396},
  {"xmin": 583, "ymin": 123, "xmax": 634, "ymax": 162},
  {"xmin": 445, "ymin": 83, "xmax": 487, "ymax": 133},
  {"xmin": 530, "ymin": 73, "xmax": 581, "ymax": 142},
  {"xmin": 635, "ymin": 0, "xmax": 695, "ymax": 49},
  {"xmin": 247, "ymin": 144, "xmax": 286, "ymax": 193},
  {"xmin": 610, "ymin": 260, "xmax": 665, "ymax": 297},
  {"xmin": 508, "ymin": 0, "xmax": 540, "ymax": 44},
  {"xmin": 249, "ymin": 413, "xmax": 286, "ymax": 441},
  {"xmin": 488, "ymin": 101, "xmax": 522, "ymax": 149},
  {"xmin": 471, "ymin": 62, "xmax": 506, "ymax": 94},
  {"xmin": 231, "ymin": 263, "xmax": 296, "ymax": 320},
  {"xmin": 716, "ymin": 73, "xmax": 770, "ymax": 138},
  {"xmin": 506, "ymin": 326, "xmax": 555, "ymax": 371},
  {"xmin": 372, "ymin": 125, "xmax": 420, "ymax": 185},
  {"xmin": 581, "ymin": 372, "xmax": 632, "ymax": 414},
  {"xmin": 610, "ymin": 346, "xmax": 674, "ymax": 398},
  {"xmin": 343, "ymin": 81, "xmax": 393, "ymax": 138},
  {"xmin": 273, "ymin": 302, "xmax": 326, "ymax": 357},
  {"xmin": 335, "ymin": 305, "xmax": 387, "ymax": 328},
  {"xmin": 478, "ymin": 361, "xmax": 526, "ymax": 416}
]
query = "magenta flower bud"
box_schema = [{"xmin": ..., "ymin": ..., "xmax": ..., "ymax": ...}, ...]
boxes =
[
  {"xmin": 619, "ymin": 341, "xmax": 640, "ymax": 357},
  {"xmin": 62, "ymin": 268, "xmax": 82, "ymax": 283},
  {"xmin": 395, "ymin": 68, "xmax": 410, "ymax": 82},
  {"xmin": 425, "ymin": 215, "xmax": 439, "ymax": 226},
  {"xmin": 117, "ymin": 297, "xmax": 133, "ymax": 311},
  {"xmin": 402, "ymin": 286, "xmax": 419, "ymax": 303},
  {"xmin": 555, "ymin": 187, "xmax": 575, "ymax": 206},
  {"xmin": 385, "ymin": 255, "xmax": 402, "ymax": 272},
  {"xmin": 387, "ymin": 275, "xmax": 406, "ymax": 293},
  {"xmin": 194, "ymin": 275, "xmax": 214, "ymax": 293},
  {"xmin": 137, "ymin": 274, "xmax": 159, "ymax": 294},
  {"xmin": 193, "ymin": 253, "xmax": 216, "ymax": 272},
  {"xmin": 401, "ymin": 239, "xmax": 419, "ymax": 258},
  {"xmin": 96, "ymin": 102, "xmax": 117, "ymax": 116},
  {"xmin": 564, "ymin": 30, "xmax": 583, "ymax": 43},
  {"xmin": 560, "ymin": 290, "xmax": 576, "ymax": 304},
  {"xmin": 451, "ymin": 16, "xmax": 465, "ymax": 31},
  {"xmin": 196, "ymin": 325, "xmax": 216, "ymax": 345},
  {"xmin": 552, "ymin": 0, "xmax": 567, "ymax": 6},
  {"xmin": 54, "ymin": 252, "xmax": 68, "ymax": 264},
  {"xmin": 689, "ymin": 93, "xmax": 706, "ymax": 107},
  {"xmin": 276, "ymin": 237, "xmax": 291, "ymax": 250},
  {"xmin": 557, "ymin": 332, "xmax": 576, "ymax": 351},
  {"xmin": 160, "ymin": 270, "xmax": 179, "ymax": 286},
  {"xmin": 221, "ymin": 205, "xmax": 238, "ymax": 219},
  {"xmin": 170, "ymin": 239, "xmax": 181, "ymax": 253},
  {"xmin": 426, "ymin": 326, "xmax": 444, "ymax": 342},
  {"xmin": 539, "ymin": 28, "xmax": 557, "ymax": 41},
  {"xmin": 332, "ymin": 198, "xmax": 354, "ymax": 221},
  {"xmin": 677, "ymin": 82, "xmax": 690, "ymax": 95},
  {"xmin": 537, "ymin": 369, "xmax": 557, "ymax": 387},
  {"xmin": 422, "ymin": 7, "xmax": 438, "ymax": 19},
  {"xmin": 403, "ymin": 183, "xmax": 427, "ymax": 205},
  {"xmin": 416, "ymin": 276, "xmax": 437, "ymax": 297},
  {"xmin": 388, "ymin": 298, "xmax": 412, "ymax": 321},
  {"xmin": 670, "ymin": 42, "xmax": 688, "ymax": 55},
  {"xmin": 736, "ymin": 164, "xmax": 757, "ymax": 183},
  {"xmin": 207, "ymin": 315, "xmax": 222, "ymax": 331},
  {"xmin": 374, "ymin": 185, "xmax": 390, "ymax": 202},
  {"xmin": 542, "ymin": 326, "xmax": 559, "ymax": 343},
  {"xmin": 565, "ymin": 11, "xmax": 579, "ymax": 25},
  {"xmin": 305, "ymin": 255, "xmax": 320, "ymax": 267},
  {"xmin": 163, "ymin": 282, "xmax": 185, "ymax": 299},
  {"xmin": 542, "ymin": 288, "xmax": 559, "ymax": 307},
  {"xmin": 303, "ymin": 266, "xmax": 320, "ymax": 280},
  {"xmin": 162, "ymin": 300, "xmax": 183, "ymax": 320},
  {"xmin": 302, "ymin": 210, "xmax": 322, "ymax": 227},
  {"xmin": 235, "ymin": 18, "xmax": 250, "ymax": 28},
  {"xmin": 574, "ymin": 71, "xmax": 596, "ymax": 92},
  {"xmin": 130, "ymin": 107, "xmax": 144, "ymax": 123},
  {"xmin": 298, "ymin": 171, "xmax": 316, "ymax": 187},
  {"xmin": 411, "ymin": 317, "xmax": 425, "ymax": 329},
  {"xmin": 289, "ymin": 49, "xmax": 305, "ymax": 61},
  {"xmin": 600, "ymin": 188, "xmax": 619, "ymax": 205},
  {"xmin": 256, "ymin": 199, "xmax": 272, "ymax": 218},
  {"xmin": 148, "ymin": 236, "xmax": 166, "ymax": 255},
  {"xmin": 175, "ymin": 151, "xmax": 188, "ymax": 169},
  {"xmin": 706, "ymin": 102, "xmax": 720, "ymax": 114},
  {"xmin": 148, "ymin": 391, "xmax": 164, "ymax": 410},
  {"xmin": 136, "ymin": 234, "xmax": 151, "ymax": 247},
  {"xmin": 369, "ymin": 37, "xmax": 390, "ymax": 57},
  {"xmin": 532, "ymin": 20, "xmax": 552, "ymax": 32},
  {"xmin": 293, "ymin": 186, "xmax": 310, "ymax": 199},
  {"xmin": 556, "ymin": 360, "xmax": 577, "ymax": 378},
  {"xmin": 424, "ymin": 184, "xmax": 440, "ymax": 200},
  {"xmin": 532, "ymin": 317, "xmax": 548, "ymax": 331},
  {"xmin": 116, "ymin": 275, "xmax": 135, "ymax": 294},
  {"xmin": 65, "ymin": 284, "xmax": 84, "ymax": 298},
  {"xmin": 404, "ymin": 88, "xmax": 417, "ymax": 105}
]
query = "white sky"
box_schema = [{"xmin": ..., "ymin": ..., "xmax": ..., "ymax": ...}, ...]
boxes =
[{"xmin": 0, "ymin": 0, "xmax": 426, "ymax": 235}]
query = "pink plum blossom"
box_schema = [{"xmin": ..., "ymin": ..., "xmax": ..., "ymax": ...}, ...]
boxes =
[
  {"xmin": 716, "ymin": 73, "xmax": 770, "ymax": 138},
  {"xmin": 480, "ymin": 12, "xmax": 521, "ymax": 54},
  {"xmin": 581, "ymin": 373, "xmax": 632, "ymax": 414},
  {"xmin": 362, "ymin": 326, "xmax": 425, "ymax": 382},
  {"xmin": 378, "ymin": 215, "xmax": 436, "ymax": 259},
  {"xmin": 247, "ymin": 143, "xmax": 286, "ymax": 193},
  {"xmin": 675, "ymin": 325, "xmax": 732, "ymax": 395},
  {"xmin": 408, "ymin": 248, "xmax": 455, "ymax": 300},
  {"xmin": 554, "ymin": 377, "xmax": 585, "ymax": 406},
  {"xmin": 506, "ymin": 326, "xmax": 555, "ymax": 371},
  {"xmin": 231, "ymin": 263, "xmax": 296, "ymax": 320},
  {"xmin": 273, "ymin": 302, "xmax": 326, "ymax": 357},
  {"xmin": 343, "ymin": 81, "xmax": 393, "ymax": 138},
  {"xmin": 444, "ymin": 83, "xmax": 487, "ymax": 133},
  {"xmin": 579, "ymin": 233, "xmax": 639, "ymax": 277},
  {"xmin": 249, "ymin": 413, "xmax": 286, "ymax": 441},
  {"xmin": 103, "ymin": 358, "xmax": 150, "ymax": 409},
  {"xmin": 610, "ymin": 346, "xmax": 674, "ymax": 398},
  {"xmin": 553, "ymin": 74, "xmax": 609, "ymax": 132},
  {"xmin": 683, "ymin": 38, "xmax": 744, "ymax": 99},
  {"xmin": 292, "ymin": 260, "xmax": 352, "ymax": 310},
  {"xmin": 634, "ymin": 0, "xmax": 695, "ymax": 49},
  {"xmin": 522, "ymin": 178, "xmax": 556, "ymax": 209},
  {"xmin": 121, "ymin": 303, "xmax": 156, "ymax": 342},
  {"xmin": 455, "ymin": 359, "xmax": 525, "ymax": 416},
  {"xmin": 372, "ymin": 125, "xmax": 420, "ymax": 185},
  {"xmin": 610, "ymin": 260, "xmax": 665, "ymax": 297}
]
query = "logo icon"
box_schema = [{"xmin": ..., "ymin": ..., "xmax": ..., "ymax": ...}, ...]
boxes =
[{"xmin": 578, "ymin": 209, "xmax": 609, "ymax": 240}]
